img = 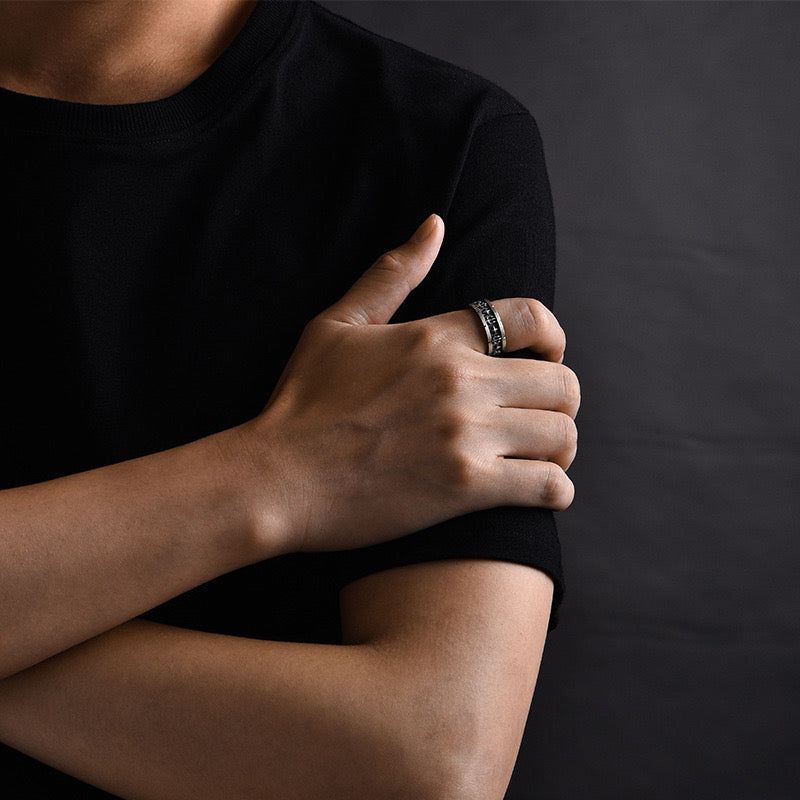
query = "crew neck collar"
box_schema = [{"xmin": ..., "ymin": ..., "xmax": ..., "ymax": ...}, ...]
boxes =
[{"xmin": 0, "ymin": 1, "xmax": 298, "ymax": 140}]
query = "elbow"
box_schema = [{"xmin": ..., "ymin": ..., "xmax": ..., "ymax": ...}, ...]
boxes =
[
  {"xmin": 429, "ymin": 738, "xmax": 517, "ymax": 800},
  {"xmin": 395, "ymin": 704, "xmax": 522, "ymax": 800}
]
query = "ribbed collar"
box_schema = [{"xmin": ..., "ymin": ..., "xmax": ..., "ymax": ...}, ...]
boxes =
[{"xmin": 0, "ymin": 1, "xmax": 298, "ymax": 140}]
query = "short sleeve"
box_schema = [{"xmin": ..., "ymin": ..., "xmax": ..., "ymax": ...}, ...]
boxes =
[{"xmin": 330, "ymin": 108, "xmax": 564, "ymax": 629}]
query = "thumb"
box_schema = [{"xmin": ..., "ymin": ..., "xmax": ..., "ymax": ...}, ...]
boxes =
[{"xmin": 326, "ymin": 214, "xmax": 444, "ymax": 325}]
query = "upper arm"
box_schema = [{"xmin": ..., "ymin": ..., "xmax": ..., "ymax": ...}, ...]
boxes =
[{"xmin": 339, "ymin": 558, "xmax": 553, "ymax": 800}]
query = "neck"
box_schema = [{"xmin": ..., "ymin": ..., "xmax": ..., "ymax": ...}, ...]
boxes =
[{"xmin": 0, "ymin": 0, "xmax": 257, "ymax": 104}]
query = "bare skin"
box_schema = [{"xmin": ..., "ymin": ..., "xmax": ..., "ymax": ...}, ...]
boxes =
[
  {"xmin": 0, "ymin": 562, "xmax": 553, "ymax": 800},
  {"xmin": 0, "ymin": 2, "xmax": 580, "ymax": 797},
  {"xmin": 0, "ymin": 222, "xmax": 571, "ymax": 794},
  {"xmin": 0, "ymin": 214, "xmax": 577, "ymax": 677},
  {"xmin": 0, "ymin": 0, "xmax": 259, "ymax": 104}
]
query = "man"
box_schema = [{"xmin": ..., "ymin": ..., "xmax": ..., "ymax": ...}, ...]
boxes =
[{"xmin": 0, "ymin": 2, "xmax": 578, "ymax": 797}]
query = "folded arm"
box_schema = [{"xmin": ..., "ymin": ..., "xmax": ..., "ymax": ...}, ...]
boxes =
[
  {"xmin": 0, "ymin": 216, "xmax": 576, "ymax": 680},
  {"xmin": 0, "ymin": 558, "xmax": 552, "ymax": 800}
]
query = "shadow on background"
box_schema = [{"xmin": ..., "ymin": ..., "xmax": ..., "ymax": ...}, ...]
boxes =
[{"xmin": 321, "ymin": 3, "xmax": 799, "ymax": 798}]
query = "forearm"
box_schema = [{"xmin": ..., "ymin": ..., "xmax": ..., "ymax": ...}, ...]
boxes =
[
  {"xmin": 0, "ymin": 561, "xmax": 553, "ymax": 800},
  {"xmin": 0, "ymin": 213, "xmax": 576, "ymax": 684},
  {"xmin": 0, "ymin": 218, "xmax": 576, "ymax": 681},
  {"xmin": 0, "ymin": 620, "xmax": 463, "ymax": 800},
  {"xmin": 0, "ymin": 426, "xmax": 273, "ymax": 678}
]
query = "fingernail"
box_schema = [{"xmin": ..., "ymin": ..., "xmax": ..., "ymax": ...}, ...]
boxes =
[{"xmin": 411, "ymin": 214, "xmax": 438, "ymax": 243}]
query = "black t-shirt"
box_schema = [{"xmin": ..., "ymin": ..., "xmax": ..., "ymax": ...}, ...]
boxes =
[{"xmin": 0, "ymin": 2, "xmax": 563, "ymax": 795}]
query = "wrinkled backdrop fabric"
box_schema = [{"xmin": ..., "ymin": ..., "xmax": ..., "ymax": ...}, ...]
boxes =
[{"xmin": 320, "ymin": 3, "xmax": 799, "ymax": 799}]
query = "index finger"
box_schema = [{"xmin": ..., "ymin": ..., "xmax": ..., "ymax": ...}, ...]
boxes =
[{"xmin": 465, "ymin": 297, "xmax": 566, "ymax": 362}]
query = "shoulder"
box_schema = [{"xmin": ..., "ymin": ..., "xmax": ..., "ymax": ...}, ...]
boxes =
[{"xmin": 299, "ymin": 2, "xmax": 532, "ymax": 132}]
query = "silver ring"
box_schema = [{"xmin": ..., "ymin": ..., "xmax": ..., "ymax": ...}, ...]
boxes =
[{"xmin": 468, "ymin": 299, "xmax": 507, "ymax": 356}]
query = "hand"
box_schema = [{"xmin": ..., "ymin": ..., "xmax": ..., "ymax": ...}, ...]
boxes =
[{"xmin": 238, "ymin": 214, "xmax": 579, "ymax": 554}]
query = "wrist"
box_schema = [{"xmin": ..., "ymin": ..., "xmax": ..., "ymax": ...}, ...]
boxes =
[{"xmin": 210, "ymin": 417, "xmax": 298, "ymax": 562}]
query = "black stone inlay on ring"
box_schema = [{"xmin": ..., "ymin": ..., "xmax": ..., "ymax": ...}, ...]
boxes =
[{"xmin": 469, "ymin": 299, "xmax": 506, "ymax": 356}]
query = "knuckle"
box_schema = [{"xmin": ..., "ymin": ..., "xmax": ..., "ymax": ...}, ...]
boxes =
[
  {"xmin": 444, "ymin": 446, "xmax": 480, "ymax": 491},
  {"xmin": 558, "ymin": 414, "xmax": 579, "ymax": 452},
  {"xmin": 558, "ymin": 475, "xmax": 576, "ymax": 511},
  {"xmin": 368, "ymin": 251, "xmax": 415, "ymax": 297},
  {"xmin": 539, "ymin": 462, "xmax": 560, "ymax": 505},
  {"xmin": 299, "ymin": 313, "xmax": 335, "ymax": 345},
  {"xmin": 302, "ymin": 314, "xmax": 326, "ymax": 337},
  {"xmin": 432, "ymin": 362, "xmax": 472, "ymax": 398},
  {"xmin": 409, "ymin": 320, "xmax": 448, "ymax": 354},
  {"xmin": 525, "ymin": 297, "xmax": 548, "ymax": 320},
  {"xmin": 410, "ymin": 330, "xmax": 474, "ymax": 395},
  {"xmin": 557, "ymin": 415, "xmax": 578, "ymax": 469},
  {"xmin": 509, "ymin": 298, "xmax": 566, "ymax": 358},
  {"xmin": 556, "ymin": 327, "xmax": 567, "ymax": 359},
  {"xmin": 559, "ymin": 365, "xmax": 581, "ymax": 415},
  {"xmin": 529, "ymin": 298, "xmax": 563, "ymax": 350},
  {"xmin": 548, "ymin": 320, "xmax": 567, "ymax": 360},
  {"xmin": 435, "ymin": 405, "xmax": 468, "ymax": 444},
  {"xmin": 510, "ymin": 298, "xmax": 543, "ymax": 341},
  {"xmin": 375, "ymin": 249, "xmax": 409, "ymax": 276},
  {"xmin": 435, "ymin": 410, "xmax": 481, "ymax": 489},
  {"xmin": 540, "ymin": 463, "xmax": 572, "ymax": 510}
]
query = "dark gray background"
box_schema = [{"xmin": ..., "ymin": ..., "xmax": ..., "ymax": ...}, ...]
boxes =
[{"xmin": 320, "ymin": 3, "xmax": 799, "ymax": 798}]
